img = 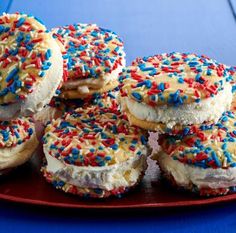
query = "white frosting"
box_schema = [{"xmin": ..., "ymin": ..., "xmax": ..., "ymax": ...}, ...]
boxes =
[
  {"xmin": 157, "ymin": 151, "xmax": 236, "ymax": 189},
  {"xmin": 44, "ymin": 145, "xmax": 147, "ymax": 191},
  {"xmin": 120, "ymin": 82, "xmax": 232, "ymax": 128},
  {"xmin": 0, "ymin": 131, "xmax": 38, "ymax": 170},
  {"xmin": 34, "ymin": 105, "xmax": 63, "ymax": 125},
  {"xmin": 63, "ymin": 55, "xmax": 126, "ymax": 94},
  {"xmin": 0, "ymin": 40, "xmax": 63, "ymax": 120}
]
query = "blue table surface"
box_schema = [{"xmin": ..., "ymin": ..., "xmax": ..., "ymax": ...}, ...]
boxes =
[{"xmin": 1, "ymin": 0, "xmax": 236, "ymax": 232}]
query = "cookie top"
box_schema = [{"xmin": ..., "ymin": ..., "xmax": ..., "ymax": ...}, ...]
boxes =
[
  {"xmin": 159, "ymin": 110, "xmax": 236, "ymax": 169},
  {"xmin": 119, "ymin": 52, "xmax": 233, "ymax": 107},
  {"xmin": 43, "ymin": 106, "xmax": 148, "ymax": 167},
  {"xmin": 0, "ymin": 117, "xmax": 34, "ymax": 148},
  {"xmin": 0, "ymin": 13, "xmax": 58, "ymax": 104},
  {"xmin": 52, "ymin": 23, "xmax": 125, "ymax": 79}
]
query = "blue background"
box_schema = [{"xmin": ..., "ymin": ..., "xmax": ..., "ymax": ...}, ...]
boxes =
[
  {"xmin": 6, "ymin": 0, "xmax": 236, "ymax": 66},
  {"xmin": 1, "ymin": 0, "xmax": 236, "ymax": 232}
]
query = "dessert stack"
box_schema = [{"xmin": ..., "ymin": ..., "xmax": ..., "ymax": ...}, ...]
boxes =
[
  {"xmin": 1, "ymin": 12, "xmax": 236, "ymax": 198},
  {"xmin": 118, "ymin": 52, "xmax": 236, "ymax": 196},
  {"xmin": 0, "ymin": 12, "xmax": 66, "ymax": 174}
]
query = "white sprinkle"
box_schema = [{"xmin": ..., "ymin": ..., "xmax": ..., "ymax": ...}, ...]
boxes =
[
  {"xmin": 25, "ymin": 64, "xmax": 36, "ymax": 69},
  {"xmin": 7, "ymin": 64, "xmax": 17, "ymax": 74},
  {"xmin": 25, "ymin": 77, "xmax": 32, "ymax": 82},
  {"xmin": 15, "ymin": 89, "xmax": 21, "ymax": 93}
]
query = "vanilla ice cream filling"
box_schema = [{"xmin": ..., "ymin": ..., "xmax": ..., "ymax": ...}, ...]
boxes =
[
  {"xmin": 44, "ymin": 146, "xmax": 147, "ymax": 191},
  {"xmin": 157, "ymin": 151, "xmax": 236, "ymax": 190},
  {"xmin": 34, "ymin": 105, "xmax": 63, "ymax": 125},
  {"xmin": 0, "ymin": 41, "xmax": 63, "ymax": 120},
  {"xmin": 121, "ymin": 82, "xmax": 232, "ymax": 128},
  {"xmin": 63, "ymin": 56, "xmax": 126, "ymax": 94}
]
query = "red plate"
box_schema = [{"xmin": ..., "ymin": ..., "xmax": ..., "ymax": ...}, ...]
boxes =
[{"xmin": 0, "ymin": 146, "xmax": 236, "ymax": 209}]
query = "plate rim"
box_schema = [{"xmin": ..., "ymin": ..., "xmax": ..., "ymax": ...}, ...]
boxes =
[{"xmin": 1, "ymin": 192, "xmax": 236, "ymax": 209}]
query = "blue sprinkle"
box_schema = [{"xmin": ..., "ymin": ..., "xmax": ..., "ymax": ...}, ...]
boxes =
[
  {"xmin": 149, "ymin": 69, "xmax": 157, "ymax": 76},
  {"xmin": 45, "ymin": 49, "xmax": 52, "ymax": 60},
  {"xmin": 163, "ymin": 60, "xmax": 170, "ymax": 65},
  {"xmin": 136, "ymin": 81, "xmax": 146, "ymax": 88},
  {"xmin": 39, "ymin": 71, "xmax": 45, "ymax": 77},
  {"xmin": 137, "ymin": 151, "xmax": 142, "ymax": 156},
  {"xmin": 26, "ymin": 44, "xmax": 33, "ymax": 51},
  {"xmin": 183, "ymin": 127, "xmax": 190, "ymax": 136},
  {"xmin": 221, "ymin": 116, "xmax": 228, "ymax": 122},
  {"xmin": 222, "ymin": 143, "xmax": 227, "ymax": 150},
  {"xmin": 140, "ymin": 65, "xmax": 155, "ymax": 72},
  {"xmin": 6, "ymin": 68, "xmax": 19, "ymax": 82},
  {"xmin": 27, "ymin": 128, "xmax": 33, "ymax": 135},
  {"xmin": 52, "ymin": 181, "xmax": 58, "ymax": 187},
  {"xmin": 98, "ymin": 161, "xmax": 105, "ymax": 166},
  {"xmin": 204, "ymin": 147, "xmax": 211, "ymax": 153},
  {"xmin": 145, "ymin": 80, "xmax": 152, "ymax": 88},
  {"xmin": 211, "ymin": 151, "xmax": 221, "ymax": 167},
  {"xmin": 101, "ymin": 132, "xmax": 108, "ymax": 139},
  {"xmin": 140, "ymin": 135, "xmax": 147, "ymax": 145},
  {"xmin": 60, "ymin": 121, "xmax": 71, "ymax": 128},
  {"xmin": 105, "ymin": 156, "xmax": 111, "ymax": 161},
  {"xmin": 34, "ymin": 16, "xmax": 45, "ymax": 25},
  {"xmin": 50, "ymin": 144, "xmax": 57, "ymax": 149},
  {"xmin": 78, "ymin": 45, "xmax": 87, "ymax": 51},
  {"xmin": 55, "ymin": 89, "xmax": 61, "ymax": 95},
  {"xmin": 232, "ymin": 85, "xmax": 236, "ymax": 93},
  {"xmin": 131, "ymin": 139, "xmax": 138, "ymax": 145},
  {"xmin": 105, "ymin": 36, "xmax": 113, "ymax": 42},
  {"xmin": 16, "ymin": 17, "xmax": 26, "ymax": 27},
  {"xmin": 72, "ymin": 148, "xmax": 79, "ymax": 154},
  {"xmin": 150, "ymin": 95, "xmax": 157, "ymax": 101},
  {"xmin": 188, "ymin": 61, "xmax": 198, "ymax": 67},
  {"xmin": 196, "ymin": 75, "xmax": 204, "ymax": 84},
  {"xmin": 94, "ymin": 188, "xmax": 103, "ymax": 194},
  {"xmin": 58, "ymin": 181, "xmax": 65, "ymax": 187},
  {"xmin": 178, "ymin": 77, "xmax": 184, "ymax": 83},
  {"xmin": 195, "ymin": 162, "xmax": 208, "ymax": 169},
  {"xmin": 224, "ymin": 151, "xmax": 233, "ymax": 163},
  {"xmin": 131, "ymin": 92, "xmax": 142, "ymax": 102},
  {"xmin": 14, "ymin": 131, "xmax": 20, "ymax": 138},
  {"xmin": 158, "ymin": 83, "xmax": 165, "ymax": 91},
  {"xmin": 110, "ymin": 144, "xmax": 118, "ymax": 150},
  {"xmin": 72, "ymin": 154, "xmax": 79, "ymax": 160},
  {"xmin": 231, "ymin": 163, "xmax": 236, "ymax": 167},
  {"xmin": 112, "ymin": 125, "xmax": 118, "ymax": 134}
]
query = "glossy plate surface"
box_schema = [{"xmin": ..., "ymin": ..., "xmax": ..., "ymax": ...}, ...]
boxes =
[{"xmin": 0, "ymin": 146, "xmax": 236, "ymax": 209}]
